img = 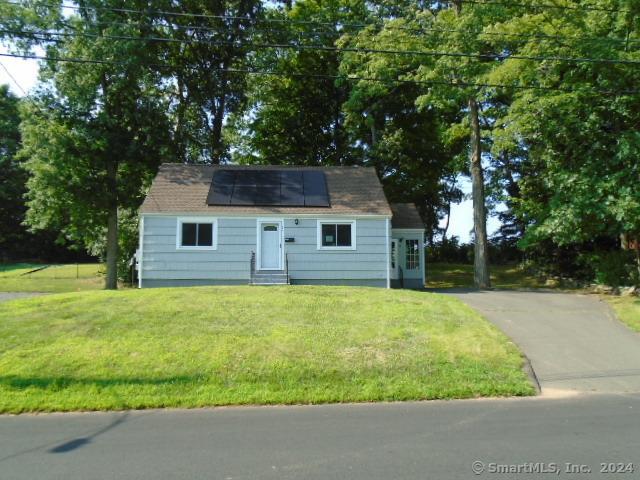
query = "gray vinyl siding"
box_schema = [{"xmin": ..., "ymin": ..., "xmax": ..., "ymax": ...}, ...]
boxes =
[
  {"xmin": 284, "ymin": 218, "xmax": 387, "ymax": 282},
  {"xmin": 140, "ymin": 215, "xmax": 388, "ymax": 287},
  {"xmin": 141, "ymin": 216, "xmax": 254, "ymax": 283}
]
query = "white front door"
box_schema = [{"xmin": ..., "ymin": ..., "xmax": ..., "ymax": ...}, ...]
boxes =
[
  {"xmin": 390, "ymin": 239, "xmax": 399, "ymax": 279},
  {"xmin": 259, "ymin": 222, "xmax": 281, "ymax": 270}
]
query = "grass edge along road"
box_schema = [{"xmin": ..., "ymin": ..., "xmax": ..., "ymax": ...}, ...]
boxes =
[{"xmin": 607, "ymin": 296, "xmax": 640, "ymax": 332}]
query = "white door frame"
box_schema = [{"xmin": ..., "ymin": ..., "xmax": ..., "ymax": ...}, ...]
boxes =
[
  {"xmin": 256, "ymin": 218, "xmax": 284, "ymax": 271},
  {"xmin": 390, "ymin": 238, "xmax": 399, "ymax": 280}
]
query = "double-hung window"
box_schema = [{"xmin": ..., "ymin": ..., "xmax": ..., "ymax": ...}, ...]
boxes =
[
  {"xmin": 317, "ymin": 220, "xmax": 356, "ymax": 250},
  {"xmin": 177, "ymin": 218, "xmax": 217, "ymax": 250}
]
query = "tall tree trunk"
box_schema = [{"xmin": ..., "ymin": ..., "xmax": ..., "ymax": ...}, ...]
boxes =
[
  {"xmin": 211, "ymin": 92, "xmax": 226, "ymax": 164},
  {"xmin": 105, "ymin": 160, "xmax": 118, "ymax": 290},
  {"xmin": 442, "ymin": 200, "xmax": 451, "ymax": 241},
  {"xmin": 634, "ymin": 236, "xmax": 640, "ymax": 283},
  {"xmin": 469, "ymin": 98, "xmax": 491, "ymax": 289}
]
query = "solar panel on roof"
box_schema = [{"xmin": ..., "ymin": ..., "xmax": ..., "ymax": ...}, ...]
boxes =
[
  {"xmin": 207, "ymin": 169, "xmax": 330, "ymax": 207},
  {"xmin": 302, "ymin": 171, "xmax": 330, "ymax": 207},
  {"xmin": 254, "ymin": 186, "xmax": 282, "ymax": 204},
  {"xmin": 206, "ymin": 183, "xmax": 233, "ymax": 205}
]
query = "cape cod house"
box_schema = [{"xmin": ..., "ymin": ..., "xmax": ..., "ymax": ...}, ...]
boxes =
[{"xmin": 137, "ymin": 164, "xmax": 425, "ymax": 288}]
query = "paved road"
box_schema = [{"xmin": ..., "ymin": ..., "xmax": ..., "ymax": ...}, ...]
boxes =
[
  {"xmin": 448, "ymin": 290, "xmax": 640, "ymax": 394},
  {"xmin": 1, "ymin": 394, "xmax": 640, "ymax": 480}
]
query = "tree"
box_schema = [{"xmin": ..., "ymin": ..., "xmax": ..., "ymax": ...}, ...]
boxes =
[
  {"xmin": 414, "ymin": 2, "xmax": 518, "ymax": 288},
  {"xmin": 16, "ymin": 1, "xmax": 175, "ymax": 289},
  {"xmin": 484, "ymin": 0, "xmax": 640, "ymax": 280},
  {"xmin": 155, "ymin": 0, "xmax": 263, "ymax": 164},
  {"xmin": 0, "ymin": 85, "xmax": 24, "ymax": 259},
  {"xmin": 228, "ymin": 0, "xmax": 363, "ymax": 166},
  {"xmin": 340, "ymin": 5, "xmax": 509, "ymax": 286}
]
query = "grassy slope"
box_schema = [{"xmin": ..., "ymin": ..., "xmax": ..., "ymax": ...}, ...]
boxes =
[
  {"xmin": 427, "ymin": 263, "xmax": 546, "ymax": 289},
  {"xmin": 607, "ymin": 296, "xmax": 640, "ymax": 332},
  {"xmin": 0, "ymin": 286, "xmax": 534, "ymax": 413},
  {"xmin": 0, "ymin": 264, "xmax": 104, "ymax": 292}
]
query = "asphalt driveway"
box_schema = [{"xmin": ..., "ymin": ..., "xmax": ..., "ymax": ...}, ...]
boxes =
[{"xmin": 448, "ymin": 290, "xmax": 640, "ymax": 394}]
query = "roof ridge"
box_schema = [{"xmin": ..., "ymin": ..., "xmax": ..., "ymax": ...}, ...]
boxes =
[{"xmin": 158, "ymin": 162, "xmax": 374, "ymax": 169}]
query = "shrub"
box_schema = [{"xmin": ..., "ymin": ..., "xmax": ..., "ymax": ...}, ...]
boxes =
[{"xmin": 589, "ymin": 250, "xmax": 638, "ymax": 287}]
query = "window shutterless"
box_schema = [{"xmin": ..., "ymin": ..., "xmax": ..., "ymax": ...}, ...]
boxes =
[
  {"xmin": 319, "ymin": 222, "xmax": 354, "ymax": 248},
  {"xmin": 181, "ymin": 223, "xmax": 213, "ymax": 247}
]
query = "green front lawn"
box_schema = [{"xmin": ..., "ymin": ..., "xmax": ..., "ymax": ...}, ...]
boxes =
[
  {"xmin": 0, "ymin": 286, "xmax": 534, "ymax": 413},
  {"xmin": 608, "ymin": 296, "xmax": 640, "ymax": 332},
  {"xmin": 0, "ymin": 263, "xmax": 104, "ymax": 292},
  {"xmin": 426, "ymin": 262, "xmax": 546, "ymax": 289}
]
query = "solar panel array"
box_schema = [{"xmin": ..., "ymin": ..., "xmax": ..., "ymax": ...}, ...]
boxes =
[{"xmin": 207, "ymin": 169, "xmax": 330, "ymax": 207}]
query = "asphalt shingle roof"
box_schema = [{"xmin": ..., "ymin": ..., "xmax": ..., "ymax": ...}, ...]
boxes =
[
  {"xmin": 390, "ymin": 203, "xmax": 424, "ymax": 229},
  {"xmin": 140, "ymin": 163, "xmax": 393, "ymax": 216}
]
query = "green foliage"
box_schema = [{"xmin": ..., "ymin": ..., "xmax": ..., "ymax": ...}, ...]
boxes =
[
  {"xmin": 116, "ymin": 210, "xmax": 140, "ymax": 283},
  {"xmin": 5, "ymin": 0, "xmax": 640, "ymax": 287},
  {"xmin": 229, "ymin": 0, "xmax": 361, "ymax": 166},
  {"xmin": 0, "ymin": 286, "xmax": 533, "ymax": 412},
  {"xmin": 587, "ymin": 250, "xmax": 638, "ymax": 287},
  {"xmin": 483, "ymin": 0, "xmax": 640, "ymax": 256},
  {"xmin": 0, "ymin": 85, "xmax": 24, "ymax": 257},
  {"xmin": 0, "ymin": 84, "xmax": 78, "ymax": 261},
  {"xmin": 12, "ymin": 1, "xmax": 177, "ymax": 285}
]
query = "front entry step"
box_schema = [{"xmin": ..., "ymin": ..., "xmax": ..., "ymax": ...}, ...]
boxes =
[{"xmin": 250, "ymin": 270, "xmax": 289, "ymax": 285}]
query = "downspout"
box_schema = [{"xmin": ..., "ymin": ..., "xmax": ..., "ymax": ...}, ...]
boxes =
[
  {"xmin": 138, "ymin": 215, "xmax": 144, "ymax": 288},
  {"xmin": 385, "ymin": 218, "xmax": 391, "ymax": 289},
  {"xmin": 421, "ymin": 230, "xmax": 426, "ymax": 288}
]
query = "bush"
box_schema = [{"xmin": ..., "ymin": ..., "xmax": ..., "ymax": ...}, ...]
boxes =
[
  {"xmin": 588, "ymin": 250, "xmax": 638, "ymax": 287},
  {"xmin": 117, "ymin": 210, "xmax": 139, "ymax": 284}
]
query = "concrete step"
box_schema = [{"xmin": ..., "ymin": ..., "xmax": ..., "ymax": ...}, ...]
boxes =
[{"xmin": 250, "ymin": 272, "xmax": 289, "ymax": 285}]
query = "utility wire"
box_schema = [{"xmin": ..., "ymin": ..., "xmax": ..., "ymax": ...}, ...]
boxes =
[
  {"xmin": 7, "ymin": 16, "xmax": 640, "ymax": 47},
  {"xmin": 1, "ymin": 52, "xmax": 638, "ymax": 95},
  {"xmin": 4, "ymin": 29, "xmax": 640, "ymax": 66},
  {"xmin": 0, "ymin": 59, "xmax": 27, "ymax": 94},
  {"xmin": 8, "ymin": 1, "xmax": 640, "ymax": 50},
  {"xmin": 8, "ymin": 0, "xmax": 633, "ymax": 30},
  {"xmin": 457, "ymin": 0, "xmax": 628, "ymax": 13}
]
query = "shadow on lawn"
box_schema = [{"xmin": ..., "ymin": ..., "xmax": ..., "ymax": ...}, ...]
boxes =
[{"xmin": 0, "ymin": 375, "xmax": 199, "ymax": 390}]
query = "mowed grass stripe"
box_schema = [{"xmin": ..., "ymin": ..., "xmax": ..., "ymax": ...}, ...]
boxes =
[{"xmin": 0, "ymin": 286, "xmax": 534, "ymax": 413}]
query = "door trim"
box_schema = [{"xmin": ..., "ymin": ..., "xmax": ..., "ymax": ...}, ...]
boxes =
[
  {"xmin": 390, "ymin": 238, "xmax": 399, "ymax": 280},
  {"xmin": 256, "ymin": 218, "xmax": 284, "ymax": 271}
]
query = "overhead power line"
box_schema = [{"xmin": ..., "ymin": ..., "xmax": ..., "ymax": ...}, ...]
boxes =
[
  {"xmin": 457, "ymin": 0, "xmax": 629, "ymax": 13},
  {"xmin": 8, "ymin": 0, "xmax": 633, "ymax": 31},
  {"xmin": 4, "ymin": 29, "xmax": 640, "ymax": 66},
  {"xmin": 0, "ymin": 59, "xmax": 27, "ymax": 94},
  {"xmin": 1, "ymin": 52, "xmax": 638, "ymax": 95},
  {"xmin": 7, "ymin": 0, "xmax": 640, "ymax": 54},
  {"xmin": 7, "ymin": 15, "xmax": 640, "ymax": 47}
]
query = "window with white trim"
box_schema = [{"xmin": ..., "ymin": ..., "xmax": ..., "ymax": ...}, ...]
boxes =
[
  {"xmin": 177, "ymin": 218, "xmax": 217, "ymax": 249},
  {"xmin": 406, "ymin": 239, "xmax": 420, "ymax": 270},
  {"xmin": 317, "ymin": 221, "xmax": 356, "ymax": 249}
]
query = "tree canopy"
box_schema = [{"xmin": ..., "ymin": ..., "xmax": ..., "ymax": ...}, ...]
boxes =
[{"xmin": 2, "ymin": 0, "xmax": 639, "ymax": 286}]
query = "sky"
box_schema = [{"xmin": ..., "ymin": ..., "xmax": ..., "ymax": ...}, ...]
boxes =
[{"xmin": 0, "ymin": 47, "xmax": 502, "ymax": 243}]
